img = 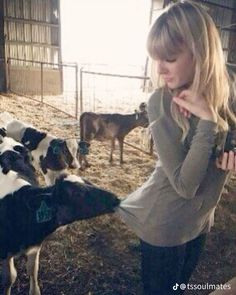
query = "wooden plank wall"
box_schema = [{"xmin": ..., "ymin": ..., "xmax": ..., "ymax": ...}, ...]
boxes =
[{"xmin": 4, "ymin": 0, "xmax": 61, "ymax": 66}]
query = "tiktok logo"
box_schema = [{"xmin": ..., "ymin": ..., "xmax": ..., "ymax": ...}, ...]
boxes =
[{"xmin": 173, "ymin": 283, "xmax": 179, "ymax": 290}]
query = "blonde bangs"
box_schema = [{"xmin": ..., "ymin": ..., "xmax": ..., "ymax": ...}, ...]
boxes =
[{"xmin": 147, "ymin": 15, "xmax": 183, "ymax": 61}]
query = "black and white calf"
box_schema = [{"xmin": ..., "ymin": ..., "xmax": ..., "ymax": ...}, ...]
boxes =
[
  {"xmin": 0, "ymin": 170, "xmax": 120, "ymax": 295},
  {"xmin": 0, "ymin": 132, "xmax": 38, "ymax": 186},
  {"xmin": 5, "ymin": 118, "xmax": 80, "ymax": 185}
]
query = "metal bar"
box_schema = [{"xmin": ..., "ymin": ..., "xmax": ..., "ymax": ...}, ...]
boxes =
[
  {"xmin": 29, "ymin": 0, "xmax": 32, "ymax": 60},
  {"xmin": 58, "ymin": 0, "xmax": 62, "ymax": 63},
  {"xmin": 123, "ymin": 141, "xmax": 153, "ymax": 156},
  {"xmin": 75, "ymin": 63, "xmax": 79, "ymax": 119},
  {"xmin": 4, "ymin": 16, "xmax": 59, "ymax": 28},
  {"xmin": 227, "ymin": 62, "xmax": 236, "ymax": 67},
  {"xmin": 219, "ymin": 27, "xmax": 236, "ymax": 33},
  {"xmin": 8, "ymin": 57, "xmax": 76, "ymax": 67},
  {"xmin": 220, "ymin": 23, "xmax": 236, "ymax": 30},
  {"xmin": 197, "ymin": 0, "xmax": 234, "ymax": 11},
  {"xmin": 40, "ymin": 62, "xmax": 43, "ymax": 103},
  {"xmin": 4, "ymin": 56, "xmax": 8, "ymax": 92},
  {"xmin": 143, "ymin": 0, "xmax": 154, "ymax": 91},
  {"xmin": 7, "ymin": 58, "xmax": 10, "ymax": 91},
  {"xmin": 57, "ymin": 0, "xmax": 63, "ymax": 98},
  {"xmin": 10, "ymin": 91, "xmax": 77, "ymax": 119},
  {"xmin": 0, "ymin": 0, "xmax": 6, "ymax": 91},
  {"xmin": 80, "ymin": 67, "xmax": 83, "ymax": 114},
  {"xmin": 82, "ymin": 70, "xmax": 150, "ymax": 80},
  {"xmin": 6, "ymin": 40, "xmax": 60, "ymax": 49}
]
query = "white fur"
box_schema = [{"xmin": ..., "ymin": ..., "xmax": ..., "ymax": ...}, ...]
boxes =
[
  {"xmin": 30, "ymin": 135, "xmax": 56, "ymax": 169},
  {"xmin": 0, "ymin": 137, "xmax": 24, "ymax": 154},
  {"xmin": 44, "ymin": 169, "xmax": 66, "ymax": 186},
  {"xmin": 0, "ymin": 168, "xmax": 29, "ymax": 199},
  {"xmin": 6, "ymin": 119, "xmax": 80, "ymax": 185},
  {"xmin": 64, "ymin": 174, "xmax": 84, "ymax": 184},
  {"xmin": 0, "ymin": 134, "xmax": 30, "ymax": 199},
  {"xmin": 65, "ymin": 139, "xmax": 80, "ymax": 168},
  {"xmin": 6, "ymin": 119, "xmax": 33, "ymax": 142}
]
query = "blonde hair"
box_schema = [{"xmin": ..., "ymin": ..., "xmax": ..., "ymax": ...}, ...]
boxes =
[{"xmin": 147, "ymin": 0, "xmax": 236, "ymax": 140}]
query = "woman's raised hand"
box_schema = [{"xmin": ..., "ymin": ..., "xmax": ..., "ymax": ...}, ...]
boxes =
[{"xmin": 173, "ymin": 89, "xmax": 217, "ymax": 122}]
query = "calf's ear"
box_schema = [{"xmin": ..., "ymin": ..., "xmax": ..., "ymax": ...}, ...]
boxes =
[
  {"xmin": 53, "ymin": 174, "xmax": 69, "ymax": 199},
  {"xmin": 0, "ymin": 128, "xmax": 6, "ymax": 138},
  {"xmin": 0, "ymin": 156, "xmax": 11, "ymax": 174},
  {"xmin": 134, "ymin": 110, "xmax": 139, "ymax": 120},
  {"xmin": 13, "ymin": 145, "xmax": 26, "ymax": 155},
  {"xmin": 81, "ymin": 177, "xmax": 94, "ymax": 186},
  {"xmin": 0, "ymin": 134, "xmax": 4, "ymax": 143}
]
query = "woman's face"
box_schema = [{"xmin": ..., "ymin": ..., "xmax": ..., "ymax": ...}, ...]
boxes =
[{"xmin": 156, "ymin": 47, "xmax": 195, "ymax": 90}]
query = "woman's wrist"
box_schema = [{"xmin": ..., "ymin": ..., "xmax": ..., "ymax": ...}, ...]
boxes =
[{"xmin": 200, "ymin": 110, "xmax": 217, "ymax": 123}]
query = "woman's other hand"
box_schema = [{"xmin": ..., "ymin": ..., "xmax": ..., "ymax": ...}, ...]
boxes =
[
  {"xmin": 173, "ymin": 89, "xmax": 217, "ymax": 122},
  {"xmin": 216, "ymin": 151, "xmax": 236, "ymax": 171}
]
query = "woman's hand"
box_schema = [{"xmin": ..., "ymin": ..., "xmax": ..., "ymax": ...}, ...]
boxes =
[
  {"xmin": 216, "ymin": 151, "xmax": 236, "ymax": 171},
  {"xmin": 173, "ymin": 89, "xmax": 217, "ymax": 122}
]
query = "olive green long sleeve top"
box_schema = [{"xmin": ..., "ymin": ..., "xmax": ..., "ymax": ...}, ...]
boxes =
[{"xmin": 117, "ymin": 88, "xmax": 230, "ymax": 246}]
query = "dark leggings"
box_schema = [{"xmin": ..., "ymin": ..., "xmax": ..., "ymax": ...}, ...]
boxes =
[{"xmin": 140, "ymin": 234, "xmax": 206, "ymax": 295}]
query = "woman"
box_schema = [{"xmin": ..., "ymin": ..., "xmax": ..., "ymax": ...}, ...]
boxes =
[{"xmin": 117, "ymin": 1, "xmax": 236, "ymax": 294}]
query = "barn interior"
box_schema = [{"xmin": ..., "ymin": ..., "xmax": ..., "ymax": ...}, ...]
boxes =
[{"xmin": 0, "ymin": 0, "xmax": 236, "ymax": 294}]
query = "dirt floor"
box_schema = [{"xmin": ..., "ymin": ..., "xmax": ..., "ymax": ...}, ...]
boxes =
[{"xmin": 0, "ymin": 93, "xmax": 236, "ymax": 295}]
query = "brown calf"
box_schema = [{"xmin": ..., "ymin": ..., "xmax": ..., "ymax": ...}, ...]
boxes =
[{"xmin": 79, "ymin": 103, "xmax": 149, "ymax": 169}]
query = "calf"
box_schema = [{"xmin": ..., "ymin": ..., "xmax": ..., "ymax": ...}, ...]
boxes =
[
  {"xmin": 79, "ymin": 102, "xmax": 149, "ymax": 169},
  {"xmin": 4, "ymin": 118, "xmax": 80, "ymax": 185},
  {"xmin": 0, "ymin": 169, "xmax": 120, "ymax": 295},
  {"xmin": 0, "ymin": 131, "xmax": 38, "ymax": 186}
]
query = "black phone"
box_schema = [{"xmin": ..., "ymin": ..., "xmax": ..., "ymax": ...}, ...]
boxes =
[{"xmin": 213, "ymin": 130, "xmax": 236, "ymax": 158}]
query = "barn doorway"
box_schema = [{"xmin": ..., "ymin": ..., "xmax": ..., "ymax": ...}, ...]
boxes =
[
  {"xmin": 60, "ymin": 0, "xmax": 151, "ymax": 71},
  {"xmin": 60, "ymin": 0, "xmax": 152, "ymax": 114}
]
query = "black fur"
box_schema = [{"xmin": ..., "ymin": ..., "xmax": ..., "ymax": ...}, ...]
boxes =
[
  {"xmin": 21, "ymin": 127, "xmax": 47, "ymax": 151},
  {"xmin": 39, "ymin": 139, "xmax": 73, "ymax": 174},
  {"xmin": 0, "ymin": 149, "xmax": 38, "ymax": 185},
  {"xmin": 0, "ymin": 175, "xmax": 120, "ymax": 260},
  {"xmin": 0, "ymin": 127, "xmax": 7, "ymax": 137}
]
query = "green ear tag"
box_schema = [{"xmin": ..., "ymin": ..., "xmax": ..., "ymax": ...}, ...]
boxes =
[
  {"xmin": 53, "ymin": 145, "xmax": 61, "ymax": 154},
  {"xmin": 36, "ymin": 201, "xmax": 53, "ymax": 223}
]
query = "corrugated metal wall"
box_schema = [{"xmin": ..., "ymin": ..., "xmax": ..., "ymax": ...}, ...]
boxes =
[{"xmin": 4, "ymin": 0, "xmax": 61, "ymax": 66}]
